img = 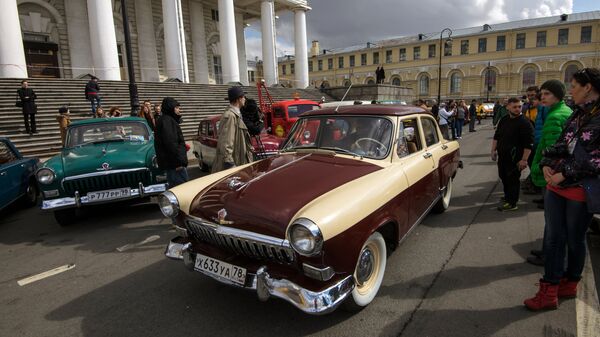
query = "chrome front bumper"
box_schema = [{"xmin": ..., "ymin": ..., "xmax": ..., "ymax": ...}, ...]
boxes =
[
  {"xmin": 41, "ymin": 183, "xmax": 168, "ymax": 210},
  {"xmin": 165, "ymin": 239, "xmax": 354, "ymax": 315}
]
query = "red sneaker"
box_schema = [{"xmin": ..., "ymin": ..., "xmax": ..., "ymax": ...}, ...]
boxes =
[
  {"xmin": 557, "ymin": 278, "xmax": 578, "ymax": 299},
  {"xmin": 524, "ymin": 280, "xmax": 558, "ymax": 311}
]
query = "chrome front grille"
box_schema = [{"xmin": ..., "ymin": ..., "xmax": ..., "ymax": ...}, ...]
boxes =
[
  {"xmin": 185, "ymin": 217, "xmax": 295, "ymax": 265},
  {"xmin": 63, "ymin": 168, "xmax": 150, "ymax": 195}
]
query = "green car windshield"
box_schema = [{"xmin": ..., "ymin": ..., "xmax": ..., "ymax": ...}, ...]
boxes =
[{"xmin": 66, "ymin": 121, "xmax": 150, "ymax": 147}]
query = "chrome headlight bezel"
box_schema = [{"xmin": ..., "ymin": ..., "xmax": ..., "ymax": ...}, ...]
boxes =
[
  {"xmin": 158, "ymin": 191, "xmax": 179, "ymax": 218},
  {"xmin": 287, "ymin": 218, "xmax": 323, "ymax": 257},
  {"xmin": 151, "ymin": 155, "xmax": 159, "ymax": 169},
  {"xmin": 36, "ymin": 168, "xmax": 56, "ymax": 185}
]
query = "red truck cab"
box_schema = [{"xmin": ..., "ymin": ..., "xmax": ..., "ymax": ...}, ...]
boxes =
[{"xmin": 268, "ymin": 98, "xmax": 320, "ymax": 138}]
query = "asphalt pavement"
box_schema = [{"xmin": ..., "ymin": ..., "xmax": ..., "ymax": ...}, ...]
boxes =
[{"xmin": 0, "ymin": 119, "xmax": 598, "ymax": 337}]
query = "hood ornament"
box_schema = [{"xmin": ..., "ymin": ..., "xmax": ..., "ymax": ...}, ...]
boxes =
[
  {"xmin": 96, "ymin": 162, "xmax": 111, "ymax": 171},
  {"xmin": 213, "ymin": 208, "xmax": 234, "ymax": 225},
  {"xmin": 227, "ymin": 176, "xmax": 246, "ymax": 191}
]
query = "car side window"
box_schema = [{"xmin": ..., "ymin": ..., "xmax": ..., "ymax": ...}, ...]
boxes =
[
  {"xmin": 397, "ymin": 118, "xmax": 422, "ymax": 157},
  {"xmin": 0, "ymin": 141, "xmax": 18, "ymax": 165},
  {"xmin": 421, "ymin": 117, "xmax": 440, "ymax": 147},
  {"xmin": 199, "ymin": 121, "xmax": 208, "ymax": 136},
  {"xmin": 207, "ymin": 122, "xmax": 215, "ymax": 136}
]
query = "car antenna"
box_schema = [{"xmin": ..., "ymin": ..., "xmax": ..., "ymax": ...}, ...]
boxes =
[{"xmin": 335, "ymin": 83, "xmax": 353, "ymax": 112}]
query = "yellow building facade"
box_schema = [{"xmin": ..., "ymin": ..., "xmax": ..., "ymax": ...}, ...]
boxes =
[{"xmin": 278, "ymin": 11, "xmax": 600, "ymax": 102}]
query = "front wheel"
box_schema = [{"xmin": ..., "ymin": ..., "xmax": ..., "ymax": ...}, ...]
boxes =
[
  {"xmin": 343, "ymin": 231, "xmax": 387, "ymax": 311},
  {"xmin": 432, "ymin": 177, "xmax": 453, "ymax": 213},
  {"xmin": 21, "ymin": 179, "xmax": 39, "ymax": 207}
]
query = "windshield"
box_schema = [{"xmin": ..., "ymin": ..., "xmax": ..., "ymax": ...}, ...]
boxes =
[
  {"xmin": 282, "ymin": 116, "xmax": 393, "ymax": 159},
  {"xmin": 66, "ymin": 121, "xmax": 150, "ymax": 147},
  {"xmin": 287, "ymin": 104, "xmax": 320, "ymax": 118}
]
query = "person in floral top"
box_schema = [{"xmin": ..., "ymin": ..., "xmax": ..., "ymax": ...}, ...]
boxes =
[{"xmin": 524, "ymin": 68, "xmax": 600, "ymax": 311}]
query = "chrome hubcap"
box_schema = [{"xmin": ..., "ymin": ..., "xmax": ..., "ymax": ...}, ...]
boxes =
[{"xmin": 356, "ymin": 247, "xmax": 374, "ymax": 286}]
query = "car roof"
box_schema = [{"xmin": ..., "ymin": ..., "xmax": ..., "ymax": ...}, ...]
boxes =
[
  {"xmin": 302, "ymin": 104, "xmax": 430, "ymax": 117},
  {"xmin": 273, "ymin": 99, "xmax": 320, "ymax": 107},
  {"xmin": 70, "ymin": 117, "xmax": 147, "ymax": 126}
]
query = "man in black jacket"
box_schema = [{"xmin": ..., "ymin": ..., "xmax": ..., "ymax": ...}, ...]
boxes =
[
  {"xmin": 468, "ymin": 99, "xmax": 477, "ymax": 132},
  {"xmin": 154, "ymin": 97, "xmax": 188, "ymax": 187},
  {"xmin": 17, "ymin": 80, "xmax": 37, "ymax": 134},
  {"xmin": 85, "ymin": 76, "xmax": 101, "ymax": 116}
]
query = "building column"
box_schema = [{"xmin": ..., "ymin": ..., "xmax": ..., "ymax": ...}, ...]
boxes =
[
  {"xmin": 236, "ymin": 12, "xmax": 249, "ymax": 85},
  {"xmin": 218, "ymin": 0, "xmax": 240, "ymax": 83},
  {"xmin": 0, "ymin": 0, "xmax": 27, "ymax": 78},
  {"xmin": 190, "ymin": 1, "xmax": 209, "ymax": 84},
  {"xmin": 294, "ymin": 7, "xmax": 309, "ymax": 88},
  {"xmin": 261, "ymin": 0, "xmax": 277, "ymax": 86},
  {"xmin": 65, "ymin": 0, "xmax": 93, "ymax": 78},
  {"xmin": 135, "ymin": 0, "xmax": 160, "ymax": 82},
  {"xmin": 162, "ymin": 0, "xmax": 189, "ymax": 82},
  {"xmin": 87, "ymin": 0, "xmax": 121, "ymax": 80}
]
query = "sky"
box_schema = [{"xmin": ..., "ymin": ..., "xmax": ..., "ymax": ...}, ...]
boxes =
[{"xmin": 244, "ymin": 0, "xmax": 600, "ymax": 60}]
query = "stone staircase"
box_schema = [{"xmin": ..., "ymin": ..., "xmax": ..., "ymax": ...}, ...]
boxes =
[{"xmin": 0, "ymin": 79, "xmax": 330, "ymax": 160}]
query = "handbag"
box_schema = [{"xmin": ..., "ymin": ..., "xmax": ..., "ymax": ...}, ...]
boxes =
[{"xmin": 15, "ymin": 92, "xmax": 23, "ymax": 108}]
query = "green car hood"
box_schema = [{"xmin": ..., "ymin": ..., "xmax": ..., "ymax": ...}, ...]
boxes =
[{"xmin": 61, "ymin": 141, "xmax": 154, "ymax": 177}]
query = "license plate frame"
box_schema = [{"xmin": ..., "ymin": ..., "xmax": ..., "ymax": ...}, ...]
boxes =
[
  {"xmin": 86, "ymin": 187, "xmax": 131, "ymax": 202},
  {"xmin": 194, "ymin": 254, "xmax": 247, "ymax": 286}
]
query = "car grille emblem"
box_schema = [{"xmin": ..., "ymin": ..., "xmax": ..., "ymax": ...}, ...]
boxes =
[
  {"xmin": 214, "ymin": 208, "xmax": 234, "ymax": 225},
  {"xmin": 227, "ymin": 176, "xmax": 246, "ymax": 191},
  {"xmin": 97, "ymin": 162, "xmax": 110, "ymax": 171}
]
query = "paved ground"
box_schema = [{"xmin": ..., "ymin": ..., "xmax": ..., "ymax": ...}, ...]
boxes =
[{"xmin": 0, "ymin": 119, "xmax": 598, "ymax": 337}]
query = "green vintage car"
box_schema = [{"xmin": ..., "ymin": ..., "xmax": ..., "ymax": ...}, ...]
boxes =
[{"xmin": 36, "ymin": 117, "xmax": 168, "ymax": 226}]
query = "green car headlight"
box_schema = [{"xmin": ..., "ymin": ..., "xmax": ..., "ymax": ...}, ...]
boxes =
[
  {"xmin": 158, "ymin": 191, "xmax": 179, "ymax": 218},
  {"xmin": 287, "ymin": 218, "xmax": 323, "ymax": 257},
  {"xmin": 36, "ymin": 168, "xmax": 56, "ymax": 185}
]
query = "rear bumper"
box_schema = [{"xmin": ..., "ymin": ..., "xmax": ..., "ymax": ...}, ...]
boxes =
[
  {"xmin": 41, "ymin": 183, "xmax": 168, "ymax": 210},
  {"xmin": 165, "ymin": 238, "xmax": 354, "ymax": 315}
]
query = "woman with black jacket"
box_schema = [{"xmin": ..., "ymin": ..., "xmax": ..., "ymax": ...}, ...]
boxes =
[{"xmin": 524, "ymin": 68, "xmax": 600, "ymax": 311}]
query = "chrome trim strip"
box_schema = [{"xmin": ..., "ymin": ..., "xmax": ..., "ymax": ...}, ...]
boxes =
[
  {"xmin": 164, "ymin": 240, "xmax": 354, "ymax": 315},
  {"xmin": 62, "ymin": 167, "xmax": 149, "ymax": 182},
  {"xmin": 41, "ymin": 183, "xmax": 168, "ymax": 210}
]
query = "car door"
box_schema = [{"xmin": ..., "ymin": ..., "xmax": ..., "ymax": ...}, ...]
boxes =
[
  {"xmin": 0, "ymin": 140, "xmax": 23, "ymax": 208},
  {"xmin": 419, "ymin": 116, "xmax": 444, "ymax": 203}
]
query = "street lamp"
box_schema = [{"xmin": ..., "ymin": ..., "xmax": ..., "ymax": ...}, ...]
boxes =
[{"xmin": 437, "ymin": 28, "xmax": 453, "ymax": 104}]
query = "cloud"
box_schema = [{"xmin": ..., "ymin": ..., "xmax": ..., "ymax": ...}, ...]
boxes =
[{"xmin": 245, "ymin": 0, "xmax": 573, "ymax": 59}]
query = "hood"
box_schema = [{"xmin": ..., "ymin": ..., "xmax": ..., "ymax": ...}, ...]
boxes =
[
  {"xmin": 189, "ymin": 153, "xmax": 382, "ymax": 238},
  {"xmin": 61, "ymin": 141, "xmax": 154, "ymax": 177}
]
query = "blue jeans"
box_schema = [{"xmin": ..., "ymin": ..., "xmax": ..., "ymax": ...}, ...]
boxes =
[
  {"xmin": 543, "ymin": 190, "xmax": 593, "ymax": 284},
  {"xmin": 89, "ymin": 96, "xmax": 101, "ymax": 115},
  {"xmin": 166, "ymin": 168, "xmax": 189, "ymax": 188},
  {"xmin": 454, "ymin": 118, "xmax": 464, "ymax": 138}
]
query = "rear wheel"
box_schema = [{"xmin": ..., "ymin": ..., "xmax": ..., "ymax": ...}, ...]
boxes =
[
  {"xmin": 199, "ymin": 153, "xmax": 209, "ymax": 172},
  {"xmin": 54, "ymin": 208, "xmax": 77, "ymax": 227},
  {"xmin": 343, "ymin": 232, "xmax": 387, "ymax": 311},
  {"xmin": 433, "ymin": 177, "xmax": 453, "ymax": 213},
  {"xmin": 21, "ymin": 179, "xmax": 39, "ymax": 207}
]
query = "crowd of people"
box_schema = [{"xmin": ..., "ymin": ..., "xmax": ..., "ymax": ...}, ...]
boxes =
[{"xmin": 430, "ymin": 98, "xmax": 482, "ymax": 140}]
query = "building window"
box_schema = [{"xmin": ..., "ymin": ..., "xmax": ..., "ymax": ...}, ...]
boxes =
[
  {"xmin": 290, "ymin": 63, "xmax": 295, "ymax": 74},
  {"xmin": 450, "ymin": 72, "xmax": 461, "ymax": 93},
  {"xmin": 522, "ymin": 66, "xmax": 536, "ymax": 88},
  {"xmin": 213, "ymin": 56, "xmax": 222, "ymax": 84},
  {"xmin": 516, "ymin": 33, "xmax": 526, "ymax": 49},
  {"xmin": 282, "ymin": 65, "xmax": 286, "ymax": 75},
  {"xmin": 343, "ymin": 80, "xmax": 351, "ymax": 87},
  {"xmin": 536, "ymin": 31, "xmax": 546, "ymax": 47},
  {"xmin": 373, "ymin": 52, "xmax": 379, "ymax": 64},
  {"xmin": 248, "ymin": 70, "xmax": 255, "ymax": 83},
  {"xmin": 386, "ymin": 50, "xmax": 393, "ymax": 63},
  {"xmin": 318, "ymin": 59, "xmax": 323, "ymax": 71},
  {"xmin": 564, "ymin": 64, "xmax": 580, "ymax": 88},
  {"xmin": 497, "ymin": 35, "xmax": 506, "ymax": 51},
  {"xmin": 429, "ymin": 44, "xmax": 436, "ymax": 58},
  {"xmin": 349, "ymin": 55, "xmax": 355, "ymax": 67},
  {"xmin": 558, "ymin": 28, "xmax": 569, "ymax": 45},
  {"xmin": 413, "ymin": 47, "xmax": 420, "ymax": 60},
  {"xmin": 478, "ymin": 38, "xmax": 487, "ymax": 53},
  {"xmin": 399, "ymin": 48, "xmax": 406, "ymax": 61},
  {"xmin": 338, "ymin": 56, "xmax": 344, "ymax": 69},
  {"xmin": 211, "ymin": 9, "xmax": 219, "ymax": 21},
  {"xmin": 392, "ymin": 77, "xmax": 401, "ymax": 86},
  {"xmin": 308, "ymin": 60, "xmax": 313, "ymax": 72},
  {"xmin": 460, "ymin": 40, "xmax": 469, "ymax": 55},
  {"xmin": 581, "ymin": 26, "xmax": 592, "ymax": 43},
  {"xmin": 367, "ymin": 78, "xmax": 376, "ymax": 85},
  {"xmin": 361, "ymin": 53, "xmax": 367, "ymax": 66},
  {"xmin": 484, "ymin": 68, "xmax": 497, "ymax": 92},
  {"xmin": 327, "ymin": 58, "xmax": 333, "ymax": 70},
  {"xmin": 444, "ymin": 42, "xmax": 452, "ymax": 56},
  {"xmin": 419, "ymin": 74, "xmax": 429, "ymax": 95}
]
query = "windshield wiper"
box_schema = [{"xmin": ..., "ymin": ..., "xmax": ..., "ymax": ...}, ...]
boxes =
[{"xmin": 320, "ymin": 146, "xmax": 363, "ymax": 158}]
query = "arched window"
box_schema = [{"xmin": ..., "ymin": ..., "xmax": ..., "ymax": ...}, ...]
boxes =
[
  {"xmin": 450, "ymin": 72, "xmax": 461, "ymax": 93},
  {"xmin": 484, "ymin": 68, "xmax": 497, "ymax": 92},
  {"xmin": 321, "ymin": 81, "xmax": 330, "ymax": 88},
  {"xmin": 522, "ymin": 66, "xmax": 537, "ymax": 89},
  {"xmin": 564, "ymin": 64, "xmax": 580, "ymax": 88},
  {"xmin": 391, "ymin": 77, "xmax": 401, "ymax": 86},
  {"xmin": 343, "ymin": 80, "xmax": 352, "ymax": 87},
  {"xmin": 419, "ymin": 74, "xmax": 429, "ymax": 95},
  {"xmin": 367, "ymin": 78, "xmax": 376, "ymax": 85}
]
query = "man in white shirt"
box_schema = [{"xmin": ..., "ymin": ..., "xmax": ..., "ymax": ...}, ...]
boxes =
[{"xmin": 437, "ymin": 103, "xmax": 454, "ymax": 140}]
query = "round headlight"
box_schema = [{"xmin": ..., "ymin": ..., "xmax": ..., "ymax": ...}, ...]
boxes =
[
  {"xmin": 158, "ymin": 191, "xmax": 179, "ymax": 218},
  {"xmin": 36, "ymin": 168, "xmax": 55, "ymax": 185},
  {"xmin": 151, "ymin": 155, "xmax": 159, "ymax": 169},
  {"xmin": 287, "ymin": 218, "xmax": 323, "ymax": 256}
]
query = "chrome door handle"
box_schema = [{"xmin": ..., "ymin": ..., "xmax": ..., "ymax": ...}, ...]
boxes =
[
  {"xmin": 0, "ymin": 172, "xmax": 6, "ymax": 176},
  {"xmin": 441, "ymin": 144, "xmax": 448, "ymax": 150},
  {"xmin": 423, "ymin": 153, "xmax": 432, "ymax": 159}
]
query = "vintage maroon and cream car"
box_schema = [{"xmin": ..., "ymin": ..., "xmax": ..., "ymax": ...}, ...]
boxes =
[{"xmin": 159, "ymin": 105, "xmax": 461, "ymax": 314}]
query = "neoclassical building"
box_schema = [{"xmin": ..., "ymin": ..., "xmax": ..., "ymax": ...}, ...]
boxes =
[
  {"xmin": 0, "ymin": 0, "xmax": 310, "ymax": 87},
  {"xmin": 278, "ymin": 11, "xmax": 600, "ymax": 101}
]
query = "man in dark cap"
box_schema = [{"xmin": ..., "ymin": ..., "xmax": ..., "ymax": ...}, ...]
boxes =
[
  {"xmin": 212, "ymin": 87, "xmax": 253, "ymax": 172},
  {"xmin": 154, "ymin": 97, "xmax": 188, "ymax": 187},
  {"xmin": 85, "ymin": 76, "xmax": 101, "ymax": 116}
]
